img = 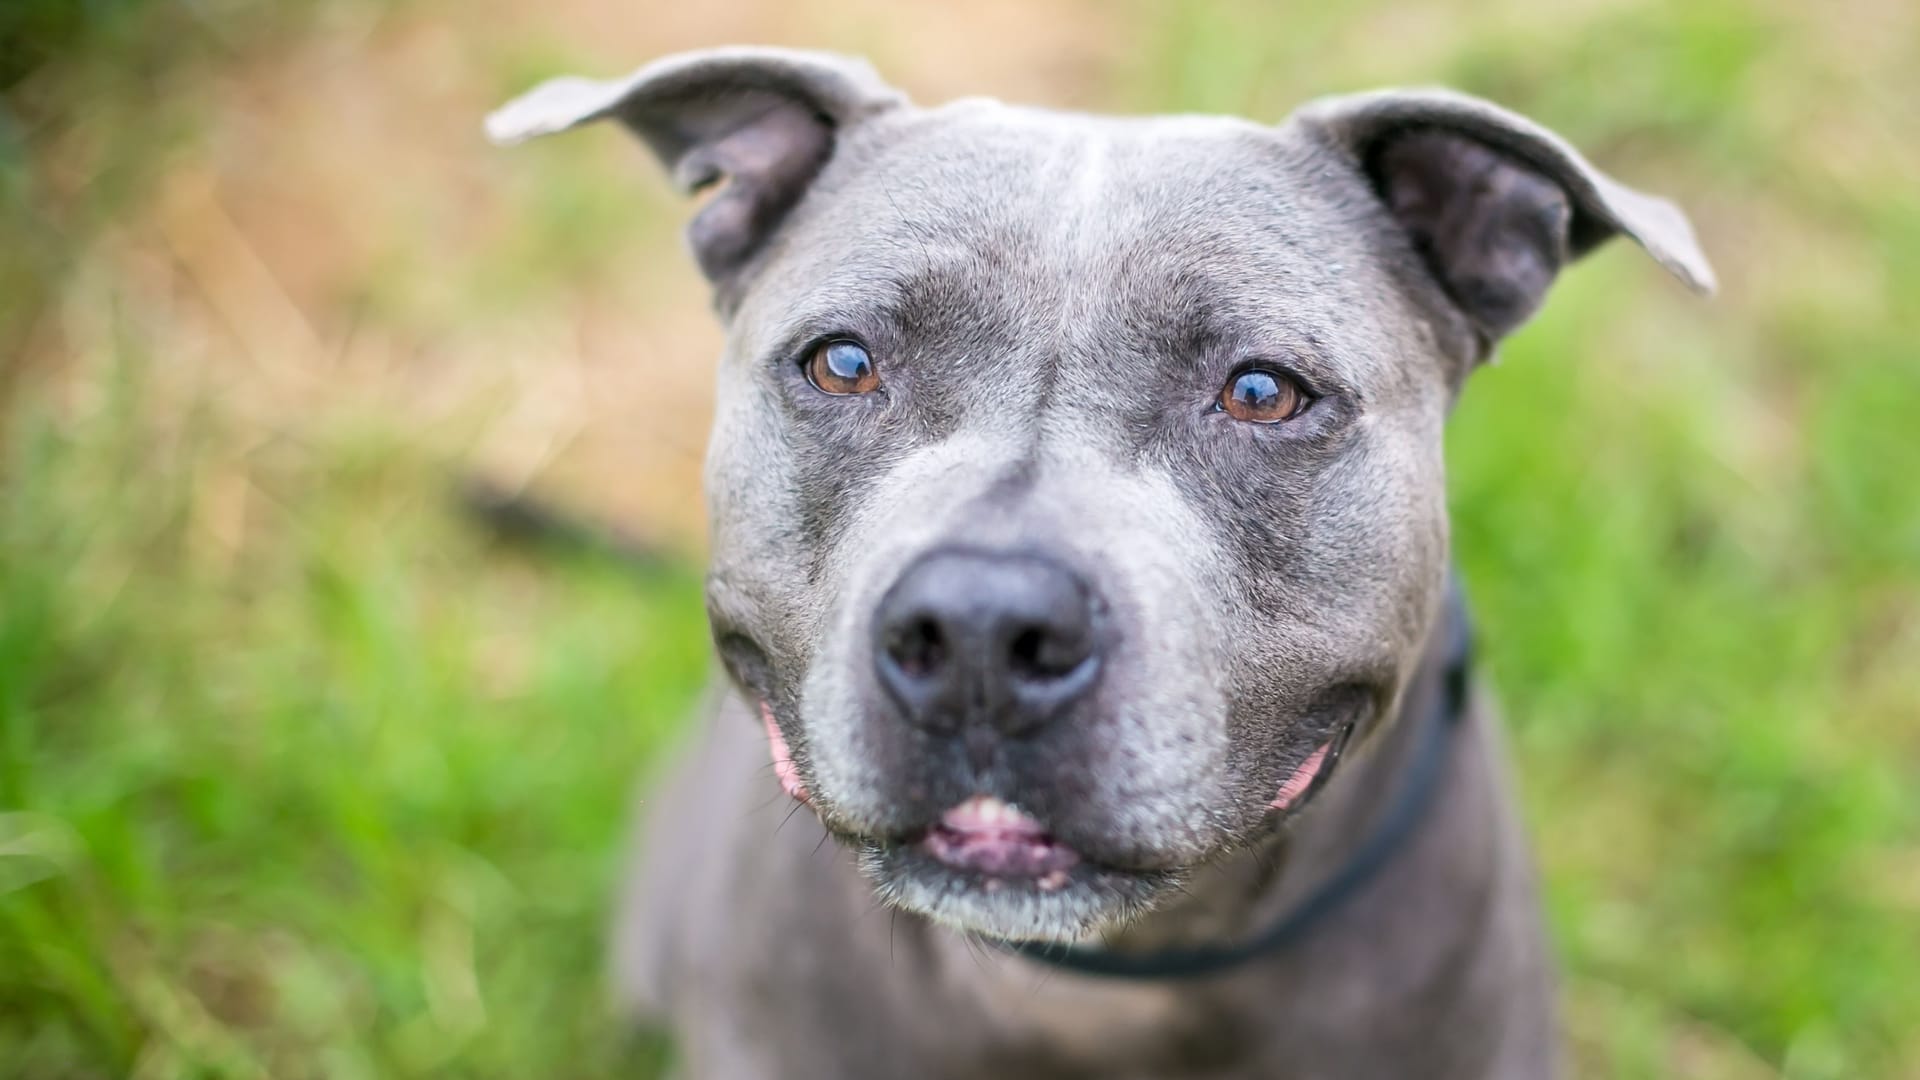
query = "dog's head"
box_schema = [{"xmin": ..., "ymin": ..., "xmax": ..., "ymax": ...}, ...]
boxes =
[{"xmin": 491, "ymin": 48, "xmax": 1711, "ymax": 941}]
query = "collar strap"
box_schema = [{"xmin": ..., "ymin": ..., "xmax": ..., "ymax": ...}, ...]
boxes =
[{"xmin": 1003, "ymin": 602, "xmax": 1473, "ymax": 980}]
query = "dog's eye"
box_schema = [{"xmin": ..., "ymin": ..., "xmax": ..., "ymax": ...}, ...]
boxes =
[
  {"xmin": 1218, "ymin": 368, "xmax": 1307, "ymax": 423},
  {"xmin": 804, "ymin": 340, "xmax": 881, "ymax": 395}
]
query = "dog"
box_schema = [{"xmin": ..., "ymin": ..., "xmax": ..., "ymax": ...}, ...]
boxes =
[{"xmin": 488, "ymin": 46, "xmax": 1712, "ymax": 1079}]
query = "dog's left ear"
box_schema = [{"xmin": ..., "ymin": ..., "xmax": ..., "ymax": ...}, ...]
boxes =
[
  {"xmin": 486, "ymin": 47, "xmax": 906, "ymax": 290},
  {"xmin": 1296, "ymin": 88, "xmax": 1714, "ymax": 358}
]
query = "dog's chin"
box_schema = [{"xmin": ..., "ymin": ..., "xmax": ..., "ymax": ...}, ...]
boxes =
[{"xmin": 856, "ymin": 840, "xmax": 1178, "ymax": 942}]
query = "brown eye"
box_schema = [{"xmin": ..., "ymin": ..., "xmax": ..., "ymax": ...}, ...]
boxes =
[
  {"xmin": 1218, "ymin": 368, "xmax": 1307, "ymax": 423},
  {"xmin": 805, "ymin": 340, "xmax": 881, "ymax": 395}
]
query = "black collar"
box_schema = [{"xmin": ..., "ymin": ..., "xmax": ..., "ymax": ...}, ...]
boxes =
[{"xmin": 1002, "ymin": 602, "xmax": 1473, "ymax": 980}]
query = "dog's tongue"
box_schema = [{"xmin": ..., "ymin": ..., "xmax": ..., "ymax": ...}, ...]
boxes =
[{"xmin": 925, "ymin": 796, "xmax": 1080, "ymax": 881}]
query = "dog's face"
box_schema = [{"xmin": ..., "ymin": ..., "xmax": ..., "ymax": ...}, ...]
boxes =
[{"xmin": 491, "ymin": 49, "xmax": 1711, "ymax": 941}]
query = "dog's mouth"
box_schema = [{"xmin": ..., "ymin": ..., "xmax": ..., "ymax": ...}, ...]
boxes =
[
  {"xmin": 915, "ymin": 795, "xmax": 1081, "ymax": 884},
  {"xmin": 759, "ymin": 697, "xmax": 1352, "ymax": 940},
  {"xmin": 904, "ymin": 714, "xmax": 1346, "ymax": 883},
  {"xmin": 864, "ymin": 826, "xmax": 1169, "ymax": 943}
]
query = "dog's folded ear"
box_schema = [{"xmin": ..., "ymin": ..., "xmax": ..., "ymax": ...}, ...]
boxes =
[
  {"xmin": 1295, "ymin": 89, "xmax": 1714, "ymax": 357},
  {"xmin": 487, "ymin": 47, "xmax": 907, "ymax": 288}
]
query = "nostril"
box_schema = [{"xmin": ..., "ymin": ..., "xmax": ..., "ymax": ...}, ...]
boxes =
[
  {"xmin": 1009, "ymin": 627, "xmax": 1045, "ymax": 674},
  {"xmin": 888, "ymin": 616, "xmax": 948, "ymax": 679},
  {"xmin": 1007, "ymin": 624, "xmax": 1090, "ymax": 681},
  {"xmin": 875, "ymin": 547, "xmax": 1103, "ymax": 736}
]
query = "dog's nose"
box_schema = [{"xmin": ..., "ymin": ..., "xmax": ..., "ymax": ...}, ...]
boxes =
[{"xmin": 874, "ymin": 548, "xmax": 1102, "ymax": 736}]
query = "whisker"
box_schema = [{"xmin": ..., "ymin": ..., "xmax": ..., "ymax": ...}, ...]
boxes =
[{"xmin": 773, "ymin": 800, "xmax": 809, "ymax": 836}]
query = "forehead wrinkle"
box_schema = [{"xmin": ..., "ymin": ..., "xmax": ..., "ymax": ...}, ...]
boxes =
[
  {"xmin": 1053, "ymin": 129, "xmax": 1115, "ymax": 265},
  {"xmin": 1018, "ymin": 128, "xmax": 1116, "ymax": 429}
]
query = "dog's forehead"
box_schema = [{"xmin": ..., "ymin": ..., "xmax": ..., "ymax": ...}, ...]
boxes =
[
  {"xmin": 825, "ymin": 102, "xmax": 1349, "ymax": 272},
  {"xmin": 747, "ymin": 99, "xmax": 1424, "ymax": 388}
]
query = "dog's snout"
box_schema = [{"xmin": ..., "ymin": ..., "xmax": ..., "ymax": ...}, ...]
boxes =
[{"xmin": 874, "ymin": 548, "xmax": 1101, "ymax": 736}]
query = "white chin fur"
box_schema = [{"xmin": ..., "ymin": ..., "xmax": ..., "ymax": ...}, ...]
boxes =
[{"xmin": 857, "ymin": 846, "xmax": 1169, "ymax": 943}]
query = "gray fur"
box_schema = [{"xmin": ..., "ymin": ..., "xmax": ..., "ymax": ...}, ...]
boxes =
[{"xmin": 491, "ymin": 46, "xmax": 1711, "ymax": 1079}]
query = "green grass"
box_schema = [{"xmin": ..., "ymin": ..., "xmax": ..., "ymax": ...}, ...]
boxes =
[
  {"xmin": 1, "ymin": 345, "xmax": 709, "ymax": 1076},
  {"xmin": 3, "ymin": 0, "xmax": 1918, "ymax": 1076}
]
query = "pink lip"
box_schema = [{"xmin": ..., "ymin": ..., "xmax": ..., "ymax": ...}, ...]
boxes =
[
  {"xmin": 1269, "ymin": 740, "xmax": 1333, "ymax": 811},
  {"xmin": 760, "ymin": 701, "xmax": 810, "ymax": 805}
]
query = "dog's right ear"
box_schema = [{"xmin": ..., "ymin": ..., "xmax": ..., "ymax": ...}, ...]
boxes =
[
  {"xmin": 1295, "ymin": 88, "xmax": 1714, "ymax": 363},
  {"xmin": 487, "ymin": 47, "xmax": 906, "ymax": 289}
]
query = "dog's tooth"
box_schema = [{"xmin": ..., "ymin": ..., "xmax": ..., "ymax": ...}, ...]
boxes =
[{"xmin": 941, "ymin": 794, "xmax": 1049, "ymax": 834}]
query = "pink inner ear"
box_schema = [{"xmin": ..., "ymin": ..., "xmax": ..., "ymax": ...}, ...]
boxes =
[
  {"xmin": 1270, "ymin": 742, "xmax": 1332, "ymax": 811},
  {"xmin": 683, "ymin": 99, "xmax": 833, "ymax": 282},
  {"xmin": 760, "ymin": 701, "xmax": 810, "ymax": 805}
]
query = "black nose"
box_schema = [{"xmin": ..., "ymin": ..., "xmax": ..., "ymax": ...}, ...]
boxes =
[{"xmin": 874, "ymin": 548, "xmax": 1102, "ymax": 736}]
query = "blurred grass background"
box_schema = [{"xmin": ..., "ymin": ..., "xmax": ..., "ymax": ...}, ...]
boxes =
[{"xmin": 2, "ymin": 0, "xmax": 1916, "ymax": 1076}]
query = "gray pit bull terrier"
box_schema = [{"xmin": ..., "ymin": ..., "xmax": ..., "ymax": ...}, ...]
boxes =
[{"xmin": 487, "ymin": 46, "xmax": 1712, "ymax": 1079}]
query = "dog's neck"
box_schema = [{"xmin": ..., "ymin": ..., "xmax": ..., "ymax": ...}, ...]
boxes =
[{"xmin": 1085, "ymin": 597, "xmax": 1468, "ymax": 960}]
